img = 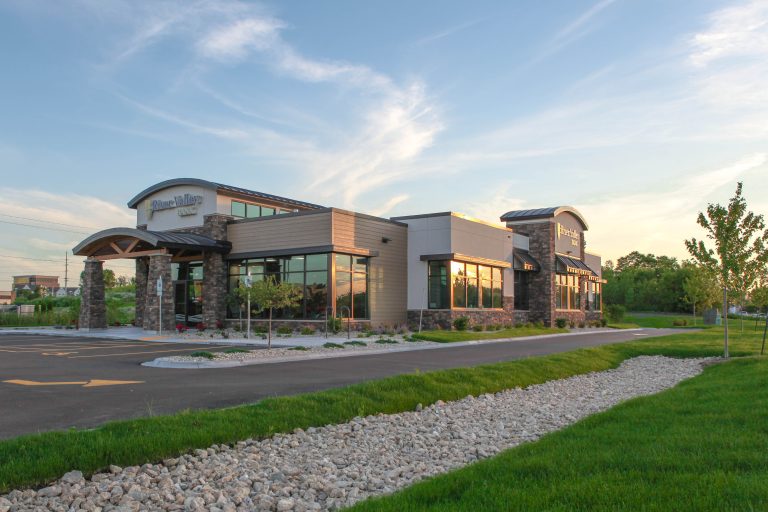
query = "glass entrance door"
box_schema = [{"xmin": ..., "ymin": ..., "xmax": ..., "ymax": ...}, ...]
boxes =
[{"xmin": 172, "ymin": 262, "xmax": 204, "ymax": 326}]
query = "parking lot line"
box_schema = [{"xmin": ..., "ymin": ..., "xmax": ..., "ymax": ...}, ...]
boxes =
[{"xmin": 68, "ymin": 346, "xmax": 233, "ymax": 358}]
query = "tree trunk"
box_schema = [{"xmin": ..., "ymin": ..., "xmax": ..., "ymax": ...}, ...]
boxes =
[
  {"xmin": 761, "ymin": 311, "xmax": 767, "ymax": 356},
  {"xmin": 268, "ymin": 308, "xmax": 272, "ymax": 349},
  {"xmin": 723, "ymin": 286, "xmax": 729, "ymax": 359},
  {"xmin": 693, "ymin": 303, "xmax": 696, "ymax": 326}
]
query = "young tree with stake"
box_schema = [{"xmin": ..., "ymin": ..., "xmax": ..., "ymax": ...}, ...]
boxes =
[
  {"xmin": 685, "ymin": 182, "xmax": 768, "ymax": 358},
  {"xmin": 236, "ymin": 275, "xmax": 303, "ymax": 348}
]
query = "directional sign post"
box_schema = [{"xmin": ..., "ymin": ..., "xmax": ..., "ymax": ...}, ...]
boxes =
[
  {"xmin": 157, "ymin": 277, "xmax": 163, "ymax": 335},
  {"xmin": 245, "ymin": 273, "xmax": 253, "ymax": 339}
]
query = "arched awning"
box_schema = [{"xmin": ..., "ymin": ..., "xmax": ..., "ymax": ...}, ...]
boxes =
[{"xmin": 73, "ymin": 228, "xmax": 231, "ymax": 260}]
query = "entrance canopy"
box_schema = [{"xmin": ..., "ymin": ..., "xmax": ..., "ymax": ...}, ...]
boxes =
[{"xmin": 73, "ymin": 227, "xmax": 231, "ymax": 261}]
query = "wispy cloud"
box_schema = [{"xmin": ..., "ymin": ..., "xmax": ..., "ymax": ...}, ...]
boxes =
[
  {"xmin": 688, "ymin": 0, "xmax": 768, "ymax": 67},
  {"xmin": 535, "ymin": 0, "xmax": 616, "ymax": 60},
  {"xmin": 412, "ymin": 19, "xmax": 484, "ymax": 47},
  {"xmin": 197, "ymin": 17, "xmax": 284, "ymax": 61},
  {"xmin": 369, "ymin": 194, "xmax": 410, "ymax": 217}
]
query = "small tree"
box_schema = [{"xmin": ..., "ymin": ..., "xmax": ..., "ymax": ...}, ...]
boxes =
[
  {"xmin": 685, "ymin": 182, "xmax": 768, "ymax": 358},
  {"xmin": 682, "ymin": 265, "xmax": 720, "ymax": 325},
  {"xmin": 236, "ymin": 275, "xmax": 302, "ymax": 348}
]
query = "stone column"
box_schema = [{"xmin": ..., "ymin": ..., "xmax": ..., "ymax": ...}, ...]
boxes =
[
  {"xmin": 134, "ymin": 257, "xmax": 149, "ymax": 328},
  {"xmin": 79, "ymin": 259, "xmax": 107, "ymax": 330},
  {"xmin": 202, "ymin": 214, "xmax": 232, "ymax": 328},
  {"xmin": 144, "ymin": 253, "xmax": 174, "ymax": 332},
  {"xmin": 517, "ymin": 221, "xmax": 556, "ymax": 326}
]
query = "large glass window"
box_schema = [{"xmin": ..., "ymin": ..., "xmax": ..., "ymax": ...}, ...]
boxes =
[
  {"xmin": 428, "ymin": 261, "xmax": 450, "ymax": 309},
  {"xmin": 335, "ymin": 254, "xmax": 369, "ymax": 319},
  {"xmin": 586, "ymin": 281, "xmax": 602, "ymax": 311},
  {"xmin": 231, "ymin": 201, "xmax": 246, "ymax": 218},
  {"xmin": 429, "ymin": 260, "xmax": 504, "ymax": 310},
  {"xmin": 228, "ymin": 253, "xmax": 330, "ymax": 319},
  {"xmin": 556, "ymin": 274, "xmax": 581, "ymax": 310}
]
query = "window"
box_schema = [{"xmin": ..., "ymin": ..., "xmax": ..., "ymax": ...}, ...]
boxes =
[
  {"xmin": 231, "ymin": 201, "xmax": 246, "ymax": 218},
  {"xmin": 230, "ymin": 200, "xmax": 280, "ymax": 219},
  {"xmin": 335, "ymin": 254, "xmax": 368, "ymax": 319},
  {"xmin": 428, "ymin": 261, "xmax": 449, "ymax": 309},
  {"xmin": 556, "ymin": 274, "xmax": 581, "ymax": 310},
  {"xmin": 586, "ymin": 281, "xmax": 602, "ymax": 311},
  {"xmin": 430, "ymin": 260, "xmax": 504, "ymax": 310},
  {"xmin": 227, "ymin": 254, "xmax": 330, "ymax": 319},
  {"xmin": 514, "ymin": 270, "xmax": 529, "ymax": 310}
]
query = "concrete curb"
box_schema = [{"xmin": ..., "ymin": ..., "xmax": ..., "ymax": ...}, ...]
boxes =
[{"xmin": 141, "ymin": 329, "xmax": 645, "ymax": 369}]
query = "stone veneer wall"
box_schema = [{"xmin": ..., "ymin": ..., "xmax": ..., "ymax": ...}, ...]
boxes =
[
  {"xmin": 79, "ymin": 259, "xmax": 107, "ymax": 330},
  {"xmin": 201, "ymin": 214, "xmax": 231, "ymax": 327},
  {"xmin": 134, "ymin": 257, "xmax": 148, "ymax": 327},
  {"xmin": 143, "ymin": 254, "xmax": 175, "ymax": 332},
  {"xmin": 515, "ymin": 221, "xmax": 556, "ymax": 326}
]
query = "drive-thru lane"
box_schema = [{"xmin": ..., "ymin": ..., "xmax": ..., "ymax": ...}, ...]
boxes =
[{"xmin": 0, "ymin": 329, "xmax": 681, "ymax": 439}]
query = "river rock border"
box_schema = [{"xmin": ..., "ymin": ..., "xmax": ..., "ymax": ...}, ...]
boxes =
[{"xmin": 0, "ymin": 356, "xmax": 712, "ymax": 512}]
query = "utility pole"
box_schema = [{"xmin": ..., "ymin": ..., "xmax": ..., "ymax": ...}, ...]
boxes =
[{"xmin": 64, "ymin": 252, "xmax": 68, "ymax": 294}]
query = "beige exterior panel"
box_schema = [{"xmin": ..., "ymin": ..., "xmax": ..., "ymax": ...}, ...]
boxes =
[
  {"xmin": 227, "ymin": 211, "xmax": 333, "ymax": 253},
  {"xmin": 332, "ymin": 210, "xmax": 408, "ymax": 326}
]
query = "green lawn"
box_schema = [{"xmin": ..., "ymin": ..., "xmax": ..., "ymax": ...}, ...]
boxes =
[
  {"xmin": 412, "ymin": 326, "xmax": 567, "ymax": 342},
  {"xmin": 0, "ymin": 327, "xmax": 760, "ymax": 494},
  {"xmin": 350, "ymin": 357, "xmax": 768, "ymax": 511}
]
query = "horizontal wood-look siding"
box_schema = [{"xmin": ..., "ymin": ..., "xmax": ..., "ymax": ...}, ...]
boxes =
[
  {"xmin": 227, "ymin": 212, "xmax": 333, "ymax": 253},
  {"xmin": 333, "ymin": 210, "xmax": 408, "ymax": 326}
]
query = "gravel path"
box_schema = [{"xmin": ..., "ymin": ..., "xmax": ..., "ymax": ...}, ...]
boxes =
[{"xmin": 0, "ymin": 356, "xmax": 711, "ymax": 512}]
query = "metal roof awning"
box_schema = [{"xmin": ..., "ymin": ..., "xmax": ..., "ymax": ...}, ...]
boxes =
[
  {"xmin": 419, "ymin": 253, "xmax": 512, "ymax": 269},
  {"xmin": 513, "ymin": 249, "xmax": 540, "ymax": 272},
  {"xmin": 556, "ymin": 254, "xmax": 599, "ymax": 278},
  {"xmin": 73, "ymin": 227, "xmax": 231, "ymax": 260}
]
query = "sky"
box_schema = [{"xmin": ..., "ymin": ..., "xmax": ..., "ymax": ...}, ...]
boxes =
[{"xmin": 1, "ymin": 0, "xmax": 767, "ymax": 288}]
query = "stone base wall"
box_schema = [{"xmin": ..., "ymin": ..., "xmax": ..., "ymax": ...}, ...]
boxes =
[
  {"xmin": 513, "ymin": 310, "xmax": 530, "ymax": 324},
  {"xmin": 407, "ymin": 309, "xmax": 516, "ymax": 331},
  {"xmin": 223, "ymin": 318, "xmax": 373, "ymax": 334},
  {"xmin": 143, "ymin": 254, "xmax": 175, "ymax": 332},
  {"xmin": 554, "ymin": 310, "xmax": 604, "ymax": 327}
]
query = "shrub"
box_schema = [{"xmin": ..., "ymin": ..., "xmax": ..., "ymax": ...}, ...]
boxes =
[
  {"xmin": 176, "ymin": 323, "xmax": 187, "ymax": 334},
  {"xmin": 253, "ymin": 324, "xmax": 269, "ymax": 334},
  {"xmin": 672, "ymin": 318, "xmax": 688, "ymax": 326},
  {"xmin": 555, "ymin": 318, "xmax": 568, "ymax": 328},
  {"xmin": 215, "ymin": 320, "xmax": 224, "ymax": 330},
  {"xmin": 605, "ymin": 304, "xmax": 626, "ymax": 323},
  {"xmin": 300, "ymin": 326, "xmax": 315, "ymax": 335},
  {"xmin": 344, "ymin": 341, "xmax": 367, "ymax": 346},
  {"xmin": 578, "ymin": 322, "xmax": 586, "ymax": 328},
  {"xmin": 569, "ymin": 321, "xmax": 576, "ymax": 328},
  {"xmin": 289, "ymin": 346, "xmax": 309, "ymax": 351},
  {"xmin": 600, "ymin": 318, "xmax": 608, "ymax": 327},
  {"xmin": 375, "ymin": 338, "xmax": 398, "ymax": 344},
  {"xmin": 453, "ymin": 317, "xmax": 469, "ymax": 331},
  {"xmin": 195, "ymin": 322, "xmax": 206, "ymax": 332},
  {"xmin": 472, "ymin": 325, "xmax": 483, "ymax": 332},
  {"xmin": 276, "ymin": 325, "xmax": 294, "ymax": 335},
  {"xmin": 534, "ymin": 320, "xmax": 545, "ymax": 329},
  {"xmin": 190, "ymin": 351, "xmax": 214, "ymax": 359},
  {"xmin": 223, "ymin": 348, "xmax": 248, "ymax": 354},
  {"xmin": 323, "ymin": 342, "xmax": 344, "ymax": 349},
  {"xmin": 327, "ymin": 317, "xmax": 342, "ymax": 334}
]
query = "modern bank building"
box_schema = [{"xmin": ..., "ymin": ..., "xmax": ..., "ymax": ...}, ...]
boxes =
[{"xmin": 73, "ymin": 179, "xmax": 605, "ymax": 332}]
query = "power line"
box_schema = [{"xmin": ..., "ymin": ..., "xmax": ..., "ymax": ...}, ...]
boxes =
[
  {"xmin": 0, "ymin": 219, "xmax": 91, "ymax": 235},
  {"xmin": 0, "ymin": 254, "xmax": 65, "ymax": 262},
  {"xmin": 0, "ymin": 212, "xmax": 99, "ymax": 230}
]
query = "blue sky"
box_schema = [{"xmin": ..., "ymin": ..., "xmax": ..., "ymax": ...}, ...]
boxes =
[{"xmin": 1, "ymin": 0, "xmax": 767, "ymax": 285}]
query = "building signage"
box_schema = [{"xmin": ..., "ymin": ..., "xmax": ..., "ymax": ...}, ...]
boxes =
[
  {"xmin": 557, "ymin": 223, "xmax": 580, "ymax": 247},
  {"xmin": 144, "ymin": 194, "xmax": 203, "ymax": 219}
]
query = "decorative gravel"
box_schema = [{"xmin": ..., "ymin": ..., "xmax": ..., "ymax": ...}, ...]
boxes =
[
  {"xmin": 169, "ymin": 339, "xmax": 439, "ymax": 363},
  {"xmin": 0, "ymin": 356, "xmax": 711, "ymax": 512}
]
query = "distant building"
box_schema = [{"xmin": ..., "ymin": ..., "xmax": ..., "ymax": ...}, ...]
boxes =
[
  {"xmin": 0, "ymin": 291, "xmax": 12, "ymax": 305},
  {"xmin": 54, "ymin": 287, "xmax": 80, "ymax": 297},
  {"xmin": 12, "ymin": 275, "xmax": 60, "ymax": 296}
]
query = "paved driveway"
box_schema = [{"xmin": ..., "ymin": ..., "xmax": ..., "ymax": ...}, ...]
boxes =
[{"xmin": 0, "ymin": 329, "xmax": 681, "ymax": 439}]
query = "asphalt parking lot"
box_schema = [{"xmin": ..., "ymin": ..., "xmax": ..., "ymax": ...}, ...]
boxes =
[{"xmin": 0, "ymin": 329, "xmax": 682, "ymax": 439}]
